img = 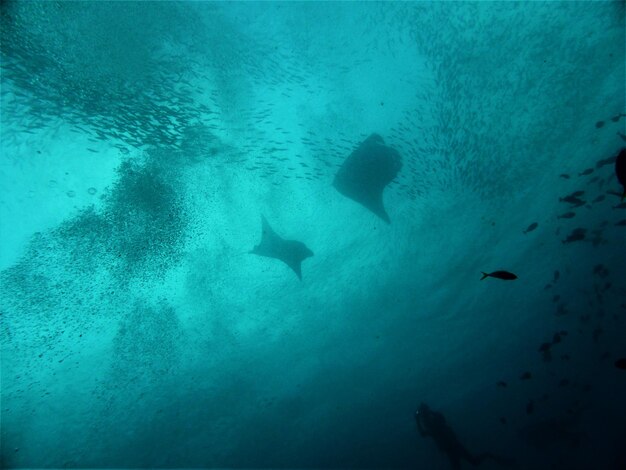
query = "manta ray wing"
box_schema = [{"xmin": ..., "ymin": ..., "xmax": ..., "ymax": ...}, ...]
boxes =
[
  {"xmin": 333, "ymin": 133, "xmax": 402, "ymax": 223},
  {"xmin": 251, "ymin": 216, "xmax": 313, "ymax": 280}
]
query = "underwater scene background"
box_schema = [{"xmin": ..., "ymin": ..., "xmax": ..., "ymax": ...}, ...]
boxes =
[{"xmin": 1, "ymin": 1, "xmax": 625, "ymax": 469}]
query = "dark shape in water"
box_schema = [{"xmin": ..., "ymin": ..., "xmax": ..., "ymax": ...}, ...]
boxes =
[
  {"xmin": 520, "ymin": 371, "xmax": 532, "ymax": 380},
  {"xmin": 592, "ymin": 195, "xmax": 605, "ymax": 203},
  {"xmin": 557, "ymin": 211, "xmax": 576, "ymax": 219},
  {"xmin": 596, "ymin": 156, "xmax": 616, "ymax": 169},
  {"xmin": 540, "ymin": 343, "xmax": 552, "ymax": 362},
  {"xmin": 250, "ymin": 216, "xmax": 313, "ymax": 280},
  {"xmin": 593, "ymin": 264, "xmax": 609, "ymax": 277},
  {"xmin": 523, "ymin": 222, "xmax": 538, "ymax": 234},
  {"xmin": 415, "ymin": 403, "xmax": 516, "ymax": 469},
  {"xmin": 615, "ymin": 358, "xmax": 626, "ymax": 370},
  {"xmin": 579, "ymin": 168, "xmax": 594, "ymax": 176},
  {"xmin": 481, "ymin": 270, "xmax": 518, "ymax": 281},
  {"xmin": 595, "ymin": 120, "xmax": 605, "ymax": 128},
  {"xmin": 562, "ymin": 228, "xmax": 586, "ymax": 244},
  {"xmin": 333, "ymin": 133, "xmax": 402, "ymax": 223},
  {"xmin": 559, "ymin": 173, "xmax": 570, "ymax": 179},
  {"xmin": 497, "ymin": 381, "xmax": 507, "ymax": 388},
  {"xmin": 615, "ymin": 219, "xmax": 626, "ymax": 226},
  {"xmin": 559, "ymin": 195, "xmax": 585, "ymax": 207},
  {"xmin": 616, "ymin": 148, "xmax": 626, "ymax": 200}
]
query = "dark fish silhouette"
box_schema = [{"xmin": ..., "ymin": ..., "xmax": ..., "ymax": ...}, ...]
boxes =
[
  {"xmin": 520, "ymin": 371, "xmax": 532, "ymax": 380},
  {"xmin": 611, "ymin": 113, "xmax": 625, "ymax": 122},
  {"xmin": 596, "ymin": 156, "xmax": 616, "ymax": 169},
  {"xmin": 523, "ymin": 222, "xmax": 538, "ymax": 234},
  {"xmin": 557, "ymin": 211, "xmax": 576, "ymax": 219},
  {"xmin": 616, "ymin": 148, "xmax": 626, "ymax": 200},
  {"xmin": 593, "ymin": 264, "xmax": 609, "ymax": 277},
  {"xmin": 615, "ymin": 358, "xmax": 626, "ymax": 370},
  {"xmin": 562, "ymin": 228, "xmax": 586, "ymax": 244},
  {"xmin": 559, "ymin": 195, "xmax": 585, "ymax": 207},
  {"xmin": 559, "ymin": 174, "xmax": 570, "ymax": 179},
  {"xmin": 539, "ymin": 342, "xmax": 551, "ymax": 352},
  {"xmin": 481, "ymin": 270, "xmax": 518, "ymax": 280},
  {"xmin": 250, "ymin": 216, "xmax": 313, "ymax": 280},
  {"xmin": 579, "ymin": 168, "xmax": 593, "ymax": 176},
  {"xmin": 539, "ymin": 342, "xmax": 552, "ymax": 362},
  {"xmin": 615, "ymin": 219, "xmax": 626, "ymax": 226},
  {"xmin": 595, "ymin": 121, "xmax": 605, "ymax": 128},
  {"xmin": 333, "ymin": 133, "xmax": 402, "ymax": 223}
]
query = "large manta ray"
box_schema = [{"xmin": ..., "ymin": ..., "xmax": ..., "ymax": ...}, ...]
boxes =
[
  {"xmin": 333, "ymin": 133, "xmax": 402, "ymax": 223},
  {"xmin": 250, "ymin": 216, "xmax": 313, "ymax": 280}
]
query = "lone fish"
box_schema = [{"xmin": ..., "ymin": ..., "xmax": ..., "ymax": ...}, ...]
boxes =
[
  {"xmin": 523, "ymin": 222, "xmax": 538, "ymax": 234},
  {"xmin": 481, "ymin": 271, "xmax": 518, "ymax": 281}
]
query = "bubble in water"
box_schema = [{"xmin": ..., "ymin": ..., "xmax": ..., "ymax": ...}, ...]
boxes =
[
  {"xmin": 66, "ymin": 190, "xmax": 76, "ymax": 198},
  {"xmin": 87, "ymin": 187, "xmax": 97, "ymax": 195}
]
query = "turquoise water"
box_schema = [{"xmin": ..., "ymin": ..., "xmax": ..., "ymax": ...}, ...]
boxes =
[{"xmin": 1, "ymin": 2, "xmax": 625, "ymax": 468}]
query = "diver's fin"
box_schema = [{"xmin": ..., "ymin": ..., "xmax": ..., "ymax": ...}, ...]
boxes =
[{"xmin": 480, "ymin": 272, "xmax": 489, "ymax": 280}]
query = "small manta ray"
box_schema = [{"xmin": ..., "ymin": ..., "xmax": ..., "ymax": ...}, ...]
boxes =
[
  {"xmin": 250, "ymin": 216, "xmax": 313, "ymax": 280},
  {"xmin": 333, "ymin": 133, "xmax": 402, "ymax": 223}
]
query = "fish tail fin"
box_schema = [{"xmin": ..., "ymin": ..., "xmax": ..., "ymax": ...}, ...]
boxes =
[{"xmin": 480, "ymin": 272, "xmax": 489, "ymax": 281}]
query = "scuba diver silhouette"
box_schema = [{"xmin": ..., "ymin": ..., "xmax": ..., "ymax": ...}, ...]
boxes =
[{"xmin": 415, "ymin": 403, "xmax": 517, "ymax": 469}]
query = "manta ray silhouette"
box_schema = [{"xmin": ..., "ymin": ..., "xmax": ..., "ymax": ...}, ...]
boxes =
[
  {"xmin": 250, "ymin": 216, "xmax": 313, "ymax": 280},
  {"xmin": 333, "ymin": 133, "xmax": 402, "ymax": 223}
]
